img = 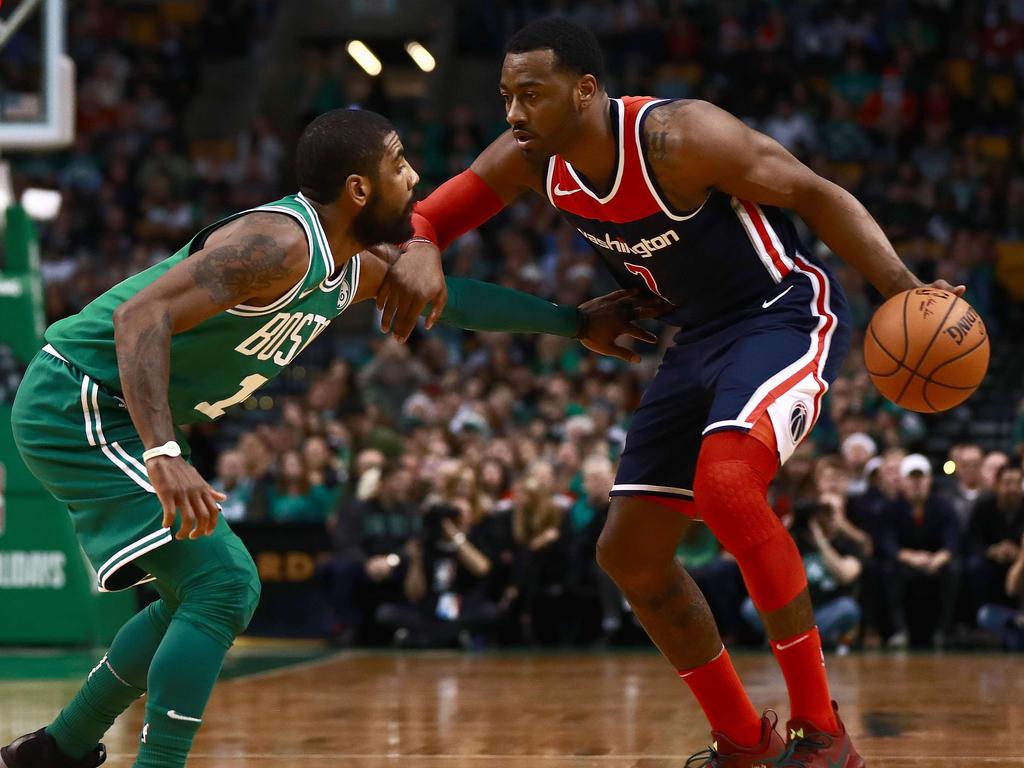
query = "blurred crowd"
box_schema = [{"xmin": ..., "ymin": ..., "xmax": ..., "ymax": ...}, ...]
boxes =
[{"xmin": 6, "ymin": 0, "xmax": 1024, "ymax": 649}]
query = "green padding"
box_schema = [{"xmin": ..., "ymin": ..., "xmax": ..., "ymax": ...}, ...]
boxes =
[{"xmin": 0, "ymin": 406, "xmax": 135, "ymax": 646}]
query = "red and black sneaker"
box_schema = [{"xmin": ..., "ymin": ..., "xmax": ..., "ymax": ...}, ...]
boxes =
[
  {"xmin": 684, "ymin": 712, "xmax": 787, "ymax": 767},
  {"xmin": 1, "ymin": 729, "xmax": 106, "ymax": 768},
  {"xmin": 780, "ymin": 702, "xmax": 864, "ymax": 768}
]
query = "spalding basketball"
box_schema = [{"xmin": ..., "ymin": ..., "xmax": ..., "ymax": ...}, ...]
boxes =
[{"xmin": 863, "ymin": 287, "xmax": 989, "ymax": 413}]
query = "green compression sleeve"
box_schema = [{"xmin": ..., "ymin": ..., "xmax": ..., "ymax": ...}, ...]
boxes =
[{"xmin": 433, "ymin": 277, "xmax": 580, "ymax": 337}]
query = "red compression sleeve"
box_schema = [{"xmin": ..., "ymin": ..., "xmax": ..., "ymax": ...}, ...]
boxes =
[{"xmin": 412, "ymin": 170, "xmax": 505, "ymax": 251}]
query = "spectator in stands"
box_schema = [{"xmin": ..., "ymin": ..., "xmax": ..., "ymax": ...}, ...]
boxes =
[
  {"xmin": 377, "ymin": 498, "xmax": 514, "ymax": 649},
  {"xmin": 563, "ymin": 455, "xmax": 623, "ymax": 644},
  {"xmin": 981, "ymin": 450, "xmax": 1010, "ymax": 492},
  {"xmin": 770, "ymin": 439, "xmax": 817, "ymax": 520},
  {"xmin": 848, "ymin": 447, "xmax": 905, "ymax": 645},
  {"xmin": 303, "ymin": 435, "xmax": 344, "ymax": 509},
  {"xmin": 887, "ymin": 454, "xmax": 962, "ymax": 649},
  {"xmin": 326, "ymin": 463, "xmax": 420, "ymax": 645},
  {"xmin": 841, "ymin": 432, "xmax": 878, "ymax": 497},
  {"xmin": 211, "ymin": 449, "xmax": 252, "ymax": 522},
  {"xmin": 964, "ymin": 464, "xmax": 1024, "ymax": 617},
  {"xmin": 977, "ymin": 531, "xmax": 1024, "ymax": 650},
  {"xmin": 236, "ymin": 431, "xmax": 273, "ymax": 521},
  {"xmin": 267, "ymin": 450, "xmax": 333, "ymax": 523},
  {"xmin": 939, "ymin": 444, "xmax": 986, "ymax": 526},
  {"xmin": 511, "ymin": 461, "xmax": 569, "ymax": 644}
]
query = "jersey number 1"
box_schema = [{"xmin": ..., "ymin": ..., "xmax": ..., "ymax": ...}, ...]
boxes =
[
  {"xmin": 624, "ymin": 262, "xmax": 667, "ymax": 300},
  {"xmin": 194, "ymin": 374, "xmax": 267, "ymax": 419}
]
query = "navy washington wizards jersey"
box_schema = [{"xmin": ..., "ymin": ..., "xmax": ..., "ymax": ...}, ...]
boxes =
[{"xmin": 545, "ymin": 96, "xmax": 838, "ymax": 330}]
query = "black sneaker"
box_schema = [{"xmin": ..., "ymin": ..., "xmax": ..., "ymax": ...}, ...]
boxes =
[{"xmin": 1, "ymin": 729, "xmax": 106, "ymax": 768}]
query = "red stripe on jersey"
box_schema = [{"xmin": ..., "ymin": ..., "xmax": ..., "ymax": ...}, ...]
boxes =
[
  {"xmin": 546, "ymin": 97, "xmax": 665, "ymax": 224},
  {"xmin": 744, "ymin": 260, "xmax": 835, "ymax": 426},
  {"xmin": 739, "ymin": 200, "xmax": 791, "ymax": 279}
]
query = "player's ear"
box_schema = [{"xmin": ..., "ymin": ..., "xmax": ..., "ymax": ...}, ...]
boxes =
[
  {"xmin": 577, "ymin": 74, "xmax": 598, "ymax": 110},
  {"xmin": 345, "ymin": 174, "xmax": 372, "ymax": 209}
]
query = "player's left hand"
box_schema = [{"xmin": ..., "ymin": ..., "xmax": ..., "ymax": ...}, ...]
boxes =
[
  {"xmin": 923, "ymin": 279, "xmax": 966, "ymax": 297},
  {"xmin": 377, "ymin": 240, "xmax": 447, "ymax": 342},
  {"xmin": 576, "ymin": 289, "xmax": 671, "ymax": 363}
]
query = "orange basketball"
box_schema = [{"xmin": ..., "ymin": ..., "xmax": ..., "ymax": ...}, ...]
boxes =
[{"xmin": 863, "ymin": 287, "xmax": 989, "ymax": 413}]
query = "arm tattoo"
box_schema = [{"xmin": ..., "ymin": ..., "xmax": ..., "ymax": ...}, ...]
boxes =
[
  {"xmin": 188, "ymin": 233, "xmax": 293, "ymax": 304},
  {"xmin": 648, "ymin": 130, "xmax": 669, "ymax": 161}
]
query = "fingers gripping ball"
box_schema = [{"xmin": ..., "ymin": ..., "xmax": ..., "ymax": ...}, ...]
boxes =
[{"xmin": 864, "ymin": 288, "xmax": 989, "ymax": 413}]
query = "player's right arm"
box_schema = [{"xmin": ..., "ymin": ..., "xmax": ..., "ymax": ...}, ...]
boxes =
[
  {"xmin": 112, "ymin": 212, "xmax": 308, "ymax": 539},
  {"xmin": 376, "ymin": 131, "xmax": 546, "ymax": 341}
]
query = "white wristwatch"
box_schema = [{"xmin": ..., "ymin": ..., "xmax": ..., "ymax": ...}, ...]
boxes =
[{"xmin": 142, "ymin": 441, "xmax": 182, "ymax": 463}]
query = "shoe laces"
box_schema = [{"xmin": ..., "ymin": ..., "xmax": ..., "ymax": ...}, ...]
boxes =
[
  {"xmin": 683, "ymin": 746, "xmax": 720, "ymax": 767},
  {"xmin": 778, "ymin": 733, "xmax": 833, "ymax": 767}
]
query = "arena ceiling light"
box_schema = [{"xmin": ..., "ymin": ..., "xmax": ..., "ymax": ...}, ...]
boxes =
[
  {"xmin": 405, "ymin": 41, "xmax": 436, "ymax": 72},
  {"xmin": 346, "ymin": 40, "xmax": 382, "ymax": 76},
  {"xmin": 21, "ymin": 188, "xmax": 62, "ymax": 220}
]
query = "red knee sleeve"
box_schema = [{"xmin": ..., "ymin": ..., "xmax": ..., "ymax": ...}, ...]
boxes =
[
  {"xmin": 695, "ymin": 430, "xmax": 806, "ymax": 612},
  {"xmin": 637, "ymin": 494, "xmax": 699, "ymax": 518},
  {"xmin": 411, "ymin": 170, "xmax": 505, "ymax": 251}
]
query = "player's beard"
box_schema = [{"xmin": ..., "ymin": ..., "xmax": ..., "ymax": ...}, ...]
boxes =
[{"xmin": 352, "ymin": 193, "xmax": 415, "ymax": 247}]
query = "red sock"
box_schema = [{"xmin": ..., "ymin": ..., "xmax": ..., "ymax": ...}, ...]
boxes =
[
  {"xmin": 679, "ymin": 647, "xmax": 763, "ymax": 747},
  {"xmin": 771, "ymin": 626, "xmax": 838, "ymax": 732}
]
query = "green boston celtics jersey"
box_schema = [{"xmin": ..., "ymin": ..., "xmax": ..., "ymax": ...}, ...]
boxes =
[{"xmin": 45, "ymin": 193, "xmax": 360, "ymax": 424}]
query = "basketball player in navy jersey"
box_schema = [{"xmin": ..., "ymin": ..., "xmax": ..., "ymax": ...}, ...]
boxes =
[{"xmin": 378, "ymin": 17, "xmax": 963, "ymax": 767}]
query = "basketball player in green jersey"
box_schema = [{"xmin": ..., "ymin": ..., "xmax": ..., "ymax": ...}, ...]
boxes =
[{"xmin": 3, "ymin": 108, "xmax": 661, "ymax": 768}]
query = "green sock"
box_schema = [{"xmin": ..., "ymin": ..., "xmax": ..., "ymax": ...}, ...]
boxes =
[
  {"xmin": 47, "ymin": 599, "xmax": 174, "ymax": 759},
  {"xmin": 134, "ymin": 618, "xmax": 231, "ymax": 768}
]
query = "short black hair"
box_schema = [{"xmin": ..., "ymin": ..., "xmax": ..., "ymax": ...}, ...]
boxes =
[
  {"xmin": 295, "ymin": 108, "xmax": 396, "ymax": 204},
  {"xmin": 996, "ymin": 463, "xmax": 1023, "ymax": 482},
  {"xmin": 506, "ymin": 16, "xmax": 605, "ymax": 85}
]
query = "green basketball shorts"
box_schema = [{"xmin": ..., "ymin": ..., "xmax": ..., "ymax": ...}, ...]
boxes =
[{"xmin": 12, "ymin": 345, "xmax": 191, "ymax": 591}]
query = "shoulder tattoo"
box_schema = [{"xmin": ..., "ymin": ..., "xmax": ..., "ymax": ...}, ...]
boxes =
[
  {"xmin": 648, "ymin": 130, "xmax": 669, "ymax": 161},
  {"xmin": 189, "ymin": 233, "xmax": 293, "ymax": 304}
]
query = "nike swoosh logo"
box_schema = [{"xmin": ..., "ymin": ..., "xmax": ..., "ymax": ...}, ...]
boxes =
[
  {"xmin": 553, "ymin": 183, "xmax": 582, "ymax": 196},
  {"xmin": 166, "ymin": 710, "xmax": 203, "ymax": 723},
  {"xmin": 829, "ymin": 744, "xmax": 850, "ymax": 768},
  {"xmin": 300, "ymin": 287, "xmax": 317, "ymax": 299},
  {"xmin": 775, "ymin": 631, "xmax": 811, "ymax": 651},
  {"xmin": 762, "ymin": 285, "xmax": 794, "ymax": 309}
]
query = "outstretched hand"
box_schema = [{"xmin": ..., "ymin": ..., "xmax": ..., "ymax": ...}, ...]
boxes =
[
  {"xmin": 576, "ymin": 289, "xmax": 673, "ymax": 363},
  {"xmin": 376, "ymin": 241, "xmax": 447, "ymax": 342}
]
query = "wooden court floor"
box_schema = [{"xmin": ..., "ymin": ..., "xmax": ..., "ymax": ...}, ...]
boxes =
[{"xmin": 3, "ymin": 651, "xmax": 1024, "ymax": 766}]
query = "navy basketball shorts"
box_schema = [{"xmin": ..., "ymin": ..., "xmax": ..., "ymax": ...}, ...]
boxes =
[{"xmin": 611, "ymin": 259, "xmax": 852, "ymax": 506}]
